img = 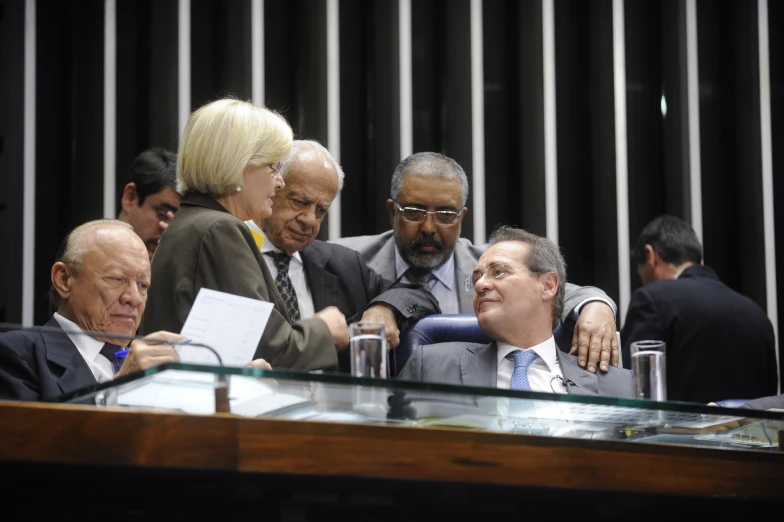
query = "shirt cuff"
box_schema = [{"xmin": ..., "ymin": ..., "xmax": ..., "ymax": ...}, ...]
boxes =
[{"xmin": 573, "ymin": 297, "xmax": 617, "ymax": 320}]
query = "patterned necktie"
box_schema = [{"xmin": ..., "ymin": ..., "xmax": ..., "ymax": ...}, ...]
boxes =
[
  {"xmin": 509, "ymin": 350, "xmax": 539, "ymax": 391},
  {"xmin": 508, "ymin": 350, "xmax": 539, "ymax": 417},
  {"xmin": 99, "ymin": 343, "xmax": 124, "ymax": 374},
  {"xmin": 268, "ymin": 251, "xmax": 301, "ymax": 321}
]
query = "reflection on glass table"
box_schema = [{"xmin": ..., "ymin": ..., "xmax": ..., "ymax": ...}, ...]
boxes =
[{"xmin": 53, "ymin": 363, "xmax": 783, "ymax": 452}]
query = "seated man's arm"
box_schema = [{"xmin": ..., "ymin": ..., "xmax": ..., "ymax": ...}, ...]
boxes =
[
  {"xmin": 563, "ymin": 282, "xmax": 619, "ymax": 374},
  {"xmin": 0, "ymin": 337, "xmax": 43, "ymax": 401},
  {"xmin": 353, "ymin": 250, "xmax": 441, "ymax": 349},
  {"xmin": 396, "ymin": 345, "xmax": 424, "ymax": 382}
]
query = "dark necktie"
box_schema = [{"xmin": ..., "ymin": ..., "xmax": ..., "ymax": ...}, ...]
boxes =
[
  {"xmin": 99, "ymin": 343, "xmax": 124, "ymax": 374},
  {"xmin": 267, "ymin": 251, "xmax": 301, "ymax": 321},
  {"xmin": 405, "ymin": 267, "xmax": 434, "ymax": 289}
]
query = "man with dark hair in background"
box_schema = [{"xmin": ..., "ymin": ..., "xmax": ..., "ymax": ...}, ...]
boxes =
[
  {"xmin": 118, "ymin": 147, "xmax": 181, "ymax": 258},
  {"xmin": 622, "ymin": 214, "xmax": 777, "ymax": 403}
]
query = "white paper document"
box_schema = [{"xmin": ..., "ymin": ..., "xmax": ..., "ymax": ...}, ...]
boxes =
[{"xmin": 178, "ymin": 288, "xmax": 274, "ymax": 367}]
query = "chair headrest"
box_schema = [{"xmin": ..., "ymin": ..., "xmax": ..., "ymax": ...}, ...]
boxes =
[{"xmin": 390, "ymin": 314, "xmax": 572, "ymax": 377}]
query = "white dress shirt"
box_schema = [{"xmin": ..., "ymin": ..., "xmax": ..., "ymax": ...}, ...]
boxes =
[
  {"xmin": 53, "ymin": 313, "xmax": 115, "ymax": 383},
  {"xmin": 394, "ymin": 247, "xmax": 460, "ymax": 314},
  {"xmin": 496, "ymin": 336, "xmax": 567, "ymax": 394},
  {"xmin": 259, "ymin": 237, "xmax": 316, "ymax": 319}
]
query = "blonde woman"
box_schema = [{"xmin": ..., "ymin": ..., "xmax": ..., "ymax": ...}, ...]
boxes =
[{"xmin": 141, "ymin": 98, "xmax": 348, "ymax": 371}]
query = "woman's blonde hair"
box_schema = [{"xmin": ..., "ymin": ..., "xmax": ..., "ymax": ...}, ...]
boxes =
[{"xmin": 176, "ymin": 98, "xmax": 293, "ymax": 195}]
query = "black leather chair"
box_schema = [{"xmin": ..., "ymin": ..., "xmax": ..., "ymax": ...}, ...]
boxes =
[{"xmin": 390, "ymin": 314, "xmax": 573, "ymax": 377}]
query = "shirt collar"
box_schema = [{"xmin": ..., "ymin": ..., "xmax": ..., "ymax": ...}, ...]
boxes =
[
  {"xmin": 393, "ymin": 245, "xmax": 455, "ymax": 290},
  {"xmin": 251, "ymin": 221, "xmax": 303, "ymax": 266},
  {"xmin": 53, "ymin": 312, "xmax": 107, "ymax": 362},
  {"xmin": 496, "ymin": 336, "xmax": 558, "ymax": 373}
]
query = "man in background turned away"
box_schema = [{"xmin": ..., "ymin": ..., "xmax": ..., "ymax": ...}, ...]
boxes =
[
  {"xmin": 334, "ymin": 151, "xmax": 620, "ymax": 374},
  {"xmin": 622, "ymin": 214, "xmax": 777, "ymax": 403},
  {"xmin": 118, "ymin": 147, "xmax": 181, "ymax": 258},
  {"xmin": 245, "ymin": 140, "xmax": 441, "ymax": 370},
  {"xmin": 398, "ymin": 226, "xmax": 634, "ymax": 398}
]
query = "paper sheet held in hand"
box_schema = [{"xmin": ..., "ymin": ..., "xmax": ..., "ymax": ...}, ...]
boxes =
[{"xmin": 178, "ymin": 288, "xmax": 274, "ymax": 366}]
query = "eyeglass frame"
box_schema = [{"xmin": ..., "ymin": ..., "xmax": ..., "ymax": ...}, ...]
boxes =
[
  {"xmin": 267, "ymin": 162, "xmax": 283, "ymax": 176},
  {"xmin": 392, "ymin": 201, "xmax": 464, "ymax": 227},
  {"xmin": 464, "ymin": 261, "xmax": 515, "ymax": 292}
]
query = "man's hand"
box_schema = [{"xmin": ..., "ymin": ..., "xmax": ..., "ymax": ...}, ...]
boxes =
[
  {"xmin": 569, "ymin": 301, "xmax": 618, "ymax": 373},
  {"xmin": 360, "ymin": 304, "xmax": 400, "ymax": 350},
  {"xmin": 247, "ymin": 358, "xmax": 272, "ymax": 370},
  {"xmin": 115, "ymin": 330, "xmax": 182, "ymax": 377},
  {"xmin": 314, "ymin": 306, "xmax": 349, "ymax": 351}
]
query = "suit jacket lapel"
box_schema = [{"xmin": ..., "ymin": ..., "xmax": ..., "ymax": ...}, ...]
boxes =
[
  {"xmin": 559, "ymin": 354, "xmax": 598, "ymax": 396},
  {"xmin": 460, "ymin": 342, "xmax": 496, "ymax": 388},
  {"xmin": 301, "ymin": 245, "xmax": 341, "ymax": 311},
  {"xmin": 42, "ymin": 318, "xmax": 99, "ymax": 395},
  {"xmin": 454, "ymin": 243, "xmax": 477, "ymax": 314},
  {"xmin": 368, "ymin": 235, "xmax": 398, "ymax": 281}
]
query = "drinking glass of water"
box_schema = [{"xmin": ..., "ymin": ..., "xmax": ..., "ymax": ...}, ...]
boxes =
[
  {"xmin": 630, "ymin": 340, "xmax": 666, "ymax": 401},
  {"xmin": 349, "ymin": 322, "xmax": 387, "ymax": 379}
]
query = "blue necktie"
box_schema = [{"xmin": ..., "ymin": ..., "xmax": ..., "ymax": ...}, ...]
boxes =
[
  {"xmin": 508, "ymin": 350, "xmax": 539, "ymax": 417},
  {"xmin": 509, "ymin": 350, "xmax": 539, "ymax": 391},
  {"xmin": 100, "ymin": 343, "xmax": 124, "ymax": 374}
]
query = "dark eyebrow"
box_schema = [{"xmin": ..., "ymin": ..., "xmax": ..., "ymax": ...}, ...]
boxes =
[{"xmin": 155, "ymin": 203, "xmax": 179, "ymax": 213}]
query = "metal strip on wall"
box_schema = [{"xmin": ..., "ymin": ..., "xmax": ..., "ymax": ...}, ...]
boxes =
[
  {"xmin": 542, "ymin": 0, "xmax": 558, "ymax": 244},
  {"xmin": 612, "ymin": 0, "xmax": 630, "ymax": 326},
  {"xmin": 178, "ymin": 0, "xmax": 191, "ymax": 137},
  {"xmin": 23, "ymin": 0, "xmax": 36, "ymax": 325},
  {"xmin": 757, "ymin": 0, "xmax": 780, "ymax": 391},
  {"xmin": 470, "ymin": 0, "xmax": 486, "ymax": 244},
  {"xmin": 327, "ymin": 0, "xmax": 342, "ymax": 240},
  {"xmin": 251, "ymin": 0, "xmax": 264, "ymax": 107},
  {"xmin": 104, "ymin": 0, "xmax": 116, "ymax": 219},
  {"xmin": 399, "ymin": 0, "xmax": 412, "ymax": 161},
  {"xmin": 685, "ymin": 0, "xmax": 703, "ymax": 243}
]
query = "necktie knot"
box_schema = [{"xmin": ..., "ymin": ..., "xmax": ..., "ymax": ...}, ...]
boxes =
[
  {"xmin": 405, "ymin": 267, "xmax": 433, "ymax": 286},
  {"xmin": 271, "ymin": 252, "xmax": 293, "ymax": 273},
  {"xmin": 100, "ymin": 343, "xmax": 124, "ymax": 374},
  {"xmin": 508, "ymin": 350, "xmax": 538, "ymax": 391}
]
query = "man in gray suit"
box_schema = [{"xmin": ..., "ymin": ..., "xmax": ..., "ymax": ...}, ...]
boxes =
[
  {"xmin": 398, "ymin": 227, "xmax": 635, "ymax": 398},
  {"xmin": 334, "ymin": 152, "xmax": 620, "ymax": 374}
]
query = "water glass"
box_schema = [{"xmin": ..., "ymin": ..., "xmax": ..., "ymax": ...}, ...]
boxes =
[
  {"xmin": 349, "ymin": 322, "xmax": 387, "ymax": 379},
  {"xmin": 630, "ymin": 340, "xmax": 667, "ymax": 401}
]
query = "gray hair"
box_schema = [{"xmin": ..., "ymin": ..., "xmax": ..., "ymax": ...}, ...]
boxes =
[
  {"xmin": 280, "ymin": 139, "xmax": 345, "ymax": 191},
  {"xmin": 488, "ymin": 226, "xmax": 566, "ymax": 328},
  {"xmin": 49, "ymin": 219, "xmax": 135, "ymax": 306},
  {"xmin": 390, "ymin": 152, "xmax": 469, "ymax": 206}
]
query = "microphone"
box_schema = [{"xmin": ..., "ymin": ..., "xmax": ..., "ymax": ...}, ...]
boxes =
[
  {"xmin": 0, "ymin": 322, "xmax": 224, "ymax": 366},
  {"xmin": 552, "ymin": 375, "xmax": 579, "ymax": 392}
]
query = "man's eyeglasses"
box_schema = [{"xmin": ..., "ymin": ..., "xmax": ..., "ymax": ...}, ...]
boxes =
[
  {"xmin": 393, "ymin": 201, "xmax": 463, "ymax": 226},
  {"xmin": 464, "ymin": 262, "xmax": 512, "ymax": 292}
]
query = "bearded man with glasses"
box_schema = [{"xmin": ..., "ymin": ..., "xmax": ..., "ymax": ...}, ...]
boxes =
[{"xmin": 334, "ymin": 152, "xmax": 621, "ymax": 374}]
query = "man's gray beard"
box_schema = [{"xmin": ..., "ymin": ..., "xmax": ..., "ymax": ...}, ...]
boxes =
[{"xmin": 395, "ymin": 233, "xmax": 456, "ymax": 271}]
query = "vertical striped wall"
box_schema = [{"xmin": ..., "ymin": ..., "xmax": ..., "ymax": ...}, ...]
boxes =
[{"xmin": 0, "ymin": 0, "xmax": 781, "ymax": 386}]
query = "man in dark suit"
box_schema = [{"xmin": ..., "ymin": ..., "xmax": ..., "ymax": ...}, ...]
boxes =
[
  {"xmin": 245, "ymin": 140, "xmax": 441, "ymax": 370},
  {"xmin": 0, "ymin": 219, "xmax": 187, "ymax": 401},
  {"xmin": 399, "ymin": 227, "xmax": 635, "ymax": 399},
  {"xmin": 621, "ymin": 215, "xmax": 777, "ymax": 403}
]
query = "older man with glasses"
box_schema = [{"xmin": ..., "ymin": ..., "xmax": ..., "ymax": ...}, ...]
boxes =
[{"xmin": 334, "ymin": 152, "xmax": 621, "ymax": 374}]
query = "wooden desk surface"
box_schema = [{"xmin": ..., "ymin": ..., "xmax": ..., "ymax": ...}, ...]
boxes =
[{"xmin": 1, "ymin": 401, "xmax": 782, "ymax": 501}]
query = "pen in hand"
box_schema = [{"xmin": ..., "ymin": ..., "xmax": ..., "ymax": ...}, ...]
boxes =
[{"xmin": 114, "ymin": 338, "xmax": 192, "ymax": 359}]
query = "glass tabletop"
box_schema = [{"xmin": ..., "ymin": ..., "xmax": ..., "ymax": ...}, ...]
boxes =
[{"xmin": 53, "ymin": 363, "xmax": 784, "ymax": 452}]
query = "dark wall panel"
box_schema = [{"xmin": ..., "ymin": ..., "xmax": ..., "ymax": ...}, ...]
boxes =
[
  {"xmin": 0, "ymin": 0, "xmax": 25, "ymax": 323},
  {"xmin": 34, "ymin": 0, "xmax": 105, "ymax": 324}
]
